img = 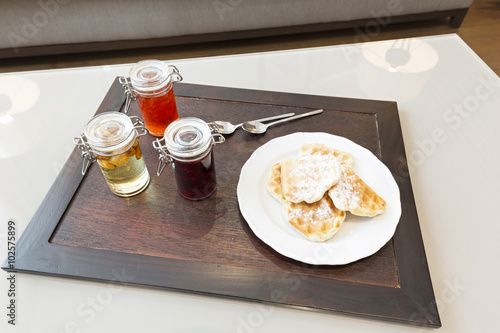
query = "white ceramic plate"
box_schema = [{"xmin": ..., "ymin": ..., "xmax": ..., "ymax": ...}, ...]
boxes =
[{"xmin": 237, "ymin": 132, "xmax": 401, "ymax": 265}]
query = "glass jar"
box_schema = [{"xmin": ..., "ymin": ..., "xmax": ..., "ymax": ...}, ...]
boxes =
[
  {"xmin": 120, "ymin": 59, "xmax": 183, "ymax": 137},
  {"xmin": 74, "ymin": 112, "xmax": 150, "ymax": 197},
  {"xmin": 153, "ymin": 117, "xmax": 225, "ymax": 200}
]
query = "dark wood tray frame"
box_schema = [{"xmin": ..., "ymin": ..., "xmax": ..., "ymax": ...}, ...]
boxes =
[{"xmin": 2, "ymin": 79, "xmax": 440, "ymax": 327}]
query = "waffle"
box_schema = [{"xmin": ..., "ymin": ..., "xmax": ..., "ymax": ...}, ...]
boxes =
[
  {"xmin": 283, "ymin": 194, "xmax": 346, "ymax": 242},
  {"xmin": 280, "ymin": 154, "xmax": 341, "ymax": 204},
  {"xmin": 328, "ymin": 166, "xmax": 386, "ymax": 217},
  {"xmin": 265, "ymin": 142, "xmax": 386, "ymax": 243},
  {"xmin": 299, "ymin": 143, "xmax": 354, "ymax": 168},
  {"xmin": 266, "ymin": 162, "xmax": 286, "ymax": 203}
]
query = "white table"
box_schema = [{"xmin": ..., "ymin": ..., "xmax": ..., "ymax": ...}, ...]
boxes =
[{"xmin": 1, "ymin": 33, "xmax": 499, "ymax": 332}]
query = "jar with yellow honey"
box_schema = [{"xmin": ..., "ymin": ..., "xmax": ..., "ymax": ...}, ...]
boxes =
[{"xmin": 75, "ymin": 112, "xmax": 150, "ymax": 197}]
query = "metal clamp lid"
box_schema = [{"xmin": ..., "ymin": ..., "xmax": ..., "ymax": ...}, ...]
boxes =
[
  {"xmin": 74, "ymin": 115, "xmax": 147, "ymax": 175},
  {"xmin": 152, "ymin": 137, "xmax": 173, "ymax": 177},
  {"xmin": 153, "ymin": 123, "xmax": 224, "ymax": 177},
  {"xmin": 73, "ymin": 134, "xmax": 96, "ymax": 176},
  {"xmin": 118, "ymin": 76, "xmax": 136, "ymax": 114},
  {"xmin": 119, "ymin": 63, "xmax": 183, "ymax": 114},
  {"xmin": 130, "ymin": 116, "xmax": 148, "ymax": 137}
]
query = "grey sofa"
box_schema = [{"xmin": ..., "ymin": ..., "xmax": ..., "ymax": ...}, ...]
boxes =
[{"xmin": 0, "ymin": 0, "xmax": 473, "ymax": 59}]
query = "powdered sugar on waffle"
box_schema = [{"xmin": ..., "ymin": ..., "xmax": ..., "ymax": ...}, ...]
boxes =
[
  {"xmin": 328, "ymin": 166, "xmax": 361, "ymax": 211},
  {"xmin": 299, "ymin": 143, "xmax": 354, "ymax": 168},
  {"xmin": 266, "ymin": 142, "xmax": 387, "ymax": 242},
  {"xmin": 287, "ymin": 197, "xmax": 334, "ymax": 225},
  {"xmin": 281, "ymin": 154, "xmax": 341, "ymax": 203}
]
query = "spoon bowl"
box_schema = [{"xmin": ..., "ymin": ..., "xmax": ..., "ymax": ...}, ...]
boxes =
[
  {"xmin": 212, "ymin": 113, "xmax": 295, "ymax": 134},
  {"xmin": 213, "ymin": 120, "xmax": 239, "ymax": 135},
  {"xmin": 242, "ymin": 109, "xmax": 323, "ymax": 134}
]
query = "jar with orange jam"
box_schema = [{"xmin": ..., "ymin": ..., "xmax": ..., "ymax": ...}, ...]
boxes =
[{"xmin": 120, "ymin": 60, "xmax": 183, "ymax": 137}]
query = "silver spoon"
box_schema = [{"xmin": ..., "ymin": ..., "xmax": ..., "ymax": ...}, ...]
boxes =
[
  {"xmin": 212, "ymin": 113, "xmax": 295, "ymax": 134},
  {"xmin": 242, "ymin": 109, "xmax": 323, "ymax": 134}
]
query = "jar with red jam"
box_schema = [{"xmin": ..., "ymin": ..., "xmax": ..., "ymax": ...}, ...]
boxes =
[
  {"xmin": 120, "ymin": 59, "xmax": 183, "ymax": 137},
  {"xmin": 153, "ymin": 117, "xmax": 225, "ymax": 200}
]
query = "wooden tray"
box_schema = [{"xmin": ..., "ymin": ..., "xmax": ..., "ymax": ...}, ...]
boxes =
[{"xmin": 3, "ymin": 79, "xmax": 440, "ymax": 327}]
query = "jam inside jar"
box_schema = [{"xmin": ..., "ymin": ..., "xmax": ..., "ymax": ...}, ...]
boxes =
[
  {"xmin": 173, "ymin": 146, "xmax": 217, "ymax": 200},
  {"xmin": 134, "ymin": 82, "xmax": 179, "ymax": 137},
  {"xmin": 154, "ymin": 117, "xmax": 225, "ymax": 200}
]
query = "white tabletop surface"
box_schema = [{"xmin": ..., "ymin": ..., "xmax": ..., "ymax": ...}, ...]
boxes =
[{"xmin": 1, "ymin": 33, "xmax": 499, "ymax": 332}]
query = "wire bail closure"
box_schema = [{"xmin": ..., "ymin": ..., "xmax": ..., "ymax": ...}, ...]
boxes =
[
  {"xmin": 167, "ymin": 65, "xmax": 183, "ymax": 83},
  {"xmin": 152, "ymin": 137, "xmax": 173, "ymax": 177},
  {"xmin": 118, "ymin": 76, "xmax": 136, "ymax": 114},
  {"xmin": 73, "ymin": 134, "xmax": 96, "ymax": 175},
  {"xmin": 74, "ymin": 116, "xmax": 148, "ymax": 175},
  {"xmin": 153, "ymin": 124, "xmax": 225, "ymax": 177},
  {"xmin": 130, "ymin": 116, "xmax": 148, "ymax": 137},
  {"xmin": 119, "ymin": 65, "xmax": 183, "ymax": 114},
  {"xmin": 208, "ymin": 123, "xmax": 226, "ymax": 144}
]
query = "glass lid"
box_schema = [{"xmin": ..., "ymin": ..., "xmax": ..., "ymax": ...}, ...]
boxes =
[
  {"xmin": 129, "ymin": 59, "xmax": 172, "ymax": 92},
  {"xmin": 164, "ymin": 117, "xmax": 212, "ymax": 159},
  {"xmin": 84, "ymin": 112, "xmax": 134, "ymax": 153}
]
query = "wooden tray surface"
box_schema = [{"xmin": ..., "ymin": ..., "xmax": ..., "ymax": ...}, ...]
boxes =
[{"xmin": 3, "ymin": 79, "xmax": 440, "ymax": 327}]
